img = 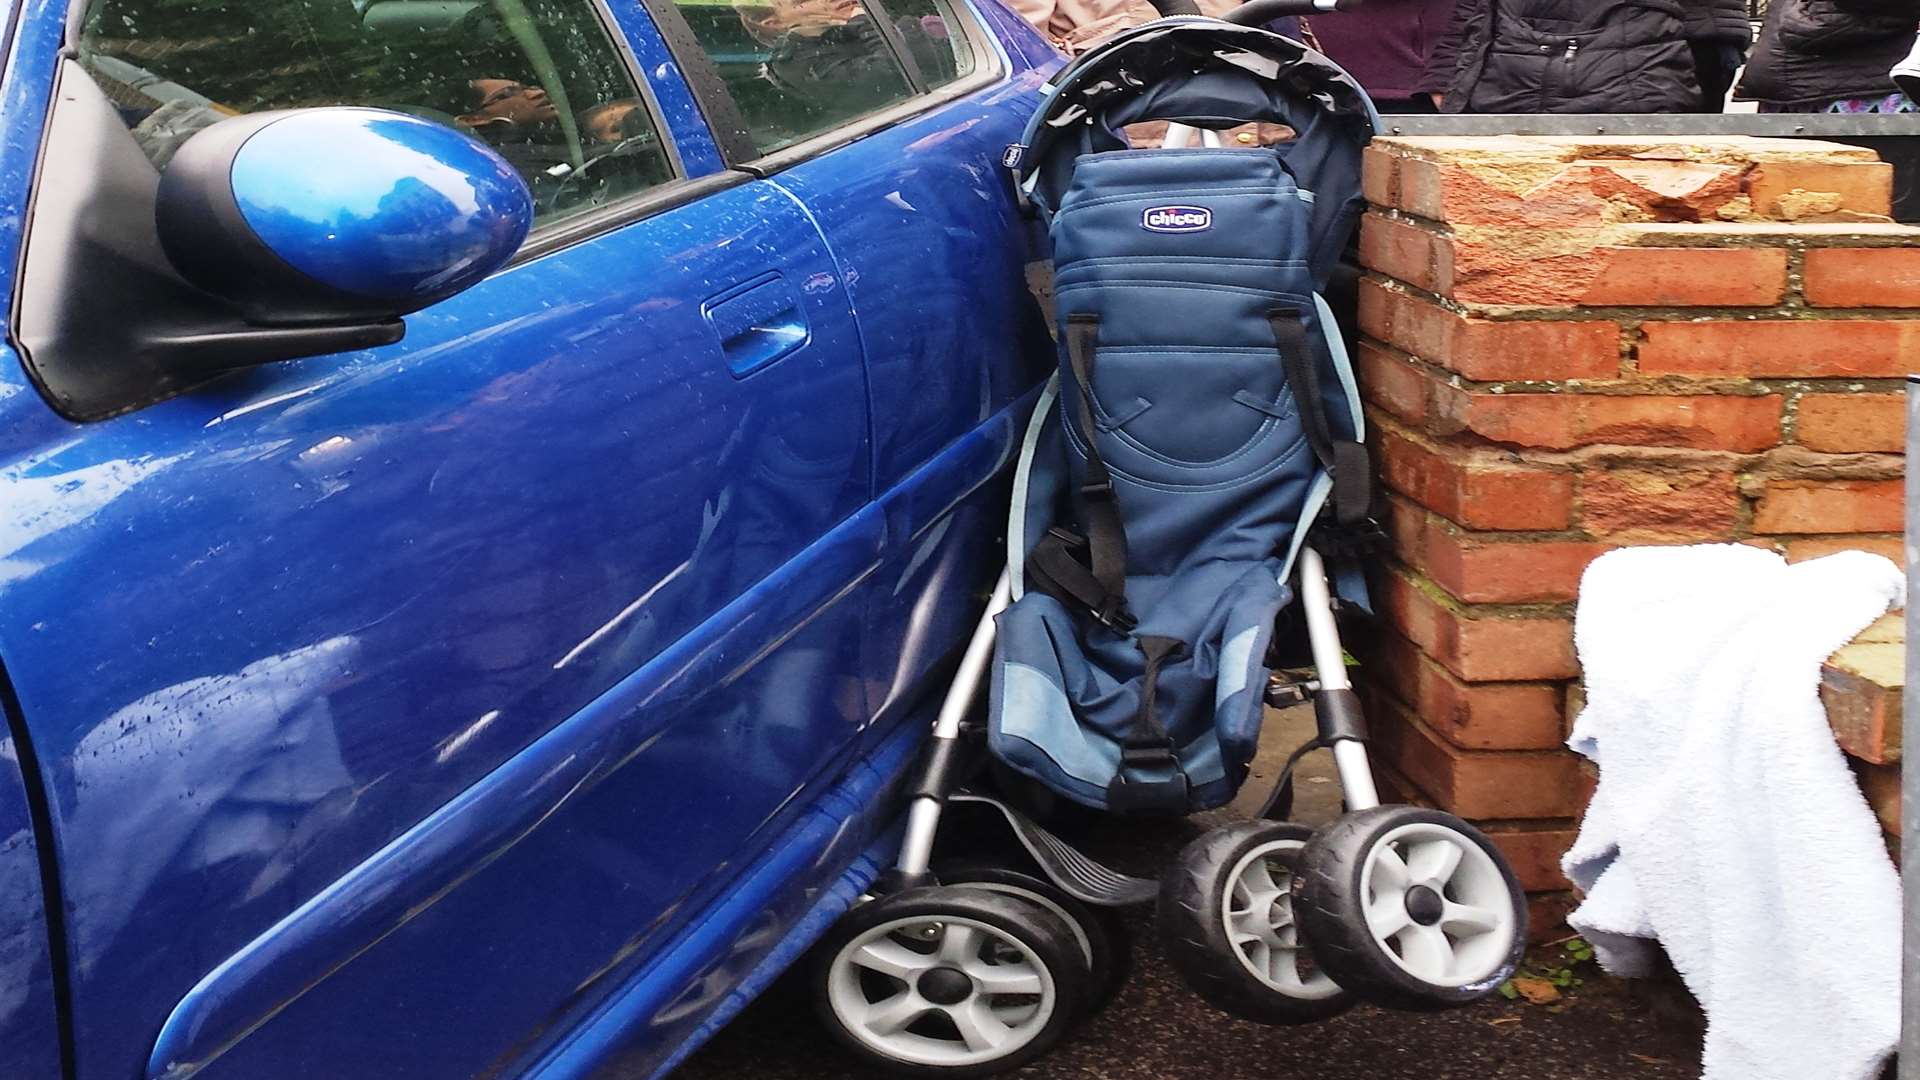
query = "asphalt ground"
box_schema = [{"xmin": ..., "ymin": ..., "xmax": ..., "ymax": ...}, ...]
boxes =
[{"xmin": 676, "ymin": 708, "xmax": 1705, "ymax": 1080}]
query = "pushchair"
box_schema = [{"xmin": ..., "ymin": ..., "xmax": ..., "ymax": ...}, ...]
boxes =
[{"xmin": 806, "ymin": 2, "xmax": 1530, "ymax": 1073}]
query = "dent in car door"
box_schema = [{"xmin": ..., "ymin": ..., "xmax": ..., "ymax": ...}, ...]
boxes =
[
  {"xmin": 766, "ymin": 36, "xmax": 1055, "ymax": 735},
  {"xmin": 0, "ymin": 42, "xmax": 874, "ymax": 1080}
]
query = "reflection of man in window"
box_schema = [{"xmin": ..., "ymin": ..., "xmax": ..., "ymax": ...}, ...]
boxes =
[
  {"xmin": 459, "ymin": 78, "xmax": 560, "ymax": 131},
  {"xmin": 579, "ymin": 99, "xmax": 648, "ymax": 144},
  {"xmin": 736, "ymin": 0, "xmax": 910, "ymax": 115}
]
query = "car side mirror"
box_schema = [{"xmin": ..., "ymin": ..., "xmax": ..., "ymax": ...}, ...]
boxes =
[
  {"xmin": 157, "ymin": 108, "xmax": 533, "ymax": 328},
  {"xmin": 12, "ymin": 62, "xmax": 536, "ymax": 422}
]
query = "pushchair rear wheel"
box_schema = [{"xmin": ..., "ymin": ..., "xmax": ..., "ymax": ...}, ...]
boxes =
[
  {"xmin": 1157, "ymin": 821, "xmax": 1355, "ymax": 1025},
  {"xmin": 936, "ymin": 862, "xmax": 1132, "ymax": 1015},
  {"xmin": 1292, "ymin": 806, "xmax": 1527, "ymax": 1011},
  {"xmin": 812, "ymin": 886, "xmax": 1089, "ymax": 1078}
]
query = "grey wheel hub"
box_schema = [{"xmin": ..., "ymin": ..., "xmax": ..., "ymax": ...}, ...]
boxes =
[
  {"xmin": 917, "ymin": 966, "xmax": 974, "ymax": 1005},
  {"xmin": 826, "ymin": 913, "xmax": 1060, "ymax": 1068},
  {"xmin": 1220, "ymin": 838, "xmax": 1344, "ymax": 1001}
]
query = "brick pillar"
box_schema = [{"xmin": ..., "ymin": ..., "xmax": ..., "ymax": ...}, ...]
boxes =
[{"xmin": 1355, "ymin": 135, "xmax": 1917, "ymax": 934}]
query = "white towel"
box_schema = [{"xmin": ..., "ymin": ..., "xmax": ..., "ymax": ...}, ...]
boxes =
[{"xmin": 1562, "ymin": 544, "xmax": 1904, "ymax": 1080}]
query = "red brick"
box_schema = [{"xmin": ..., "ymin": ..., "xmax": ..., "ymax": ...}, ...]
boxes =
[
  {"xmin": 1483, "ymin": 824, "xmax": 1578, "ymax": 893},
  {"xmin": 1581, "ymin": 247, "xmax": 1788, "ymax": 307},
  {"xmin": 1362, "ymin": 146, "xmax": 1398, "ymax": 211},
  {"xmin": 1580, "ymin": 466, "xmax": 1742, "ymax": 541},
  {"xmin": 1359, "ymin": 280, "xmax": 1620, "ymax": 381},
  {"xmin": 1746, "ymin": 160, "xmax": 1894, "ymax": 220},
  {"xmin": 1804, "ymin": 248, "xmax": 1920, "ymax": 308},
  {"xmin": 1377, "ymin": 427, "xmax": 1575, "ymax": 531},
  {"xmin": 1527, "ymin": 893, "xmax": 1578, "ymax": 943},
  {"xmin": 1376, "ymin": 632, "xmax": 1567, "ymax": 750},
  {"xmin": 1795, "ymin": 393, "xmax": 1906, "ymax": 453},
  {"xmin": 1405, "ymin": 156, "xmax": 1742, "ymax": 229},
  {"xmin": 1753, "ymin": 478, "xmax": 1904, "ymax": 534},
  {"xmin": 1398, "ymin": 157, "xmax": 1446, "ymax": 221},
  {"xmin": 1360, "ymin": 214, "xmax": 1451, "ymax": 295},
  {"xmin": 1582, "ymin": 159, "xmax": 1746, "ymax": 222},
  {"xmin": 1784, "ymin": 535, "xmax": 1905, "ymax": 563},
  {"xmin": 1385, "ymin": 495, "xmax": 1428, "ymax": 566},
  {"xmin": 1365, "ymin": 753, "xmax": 1435, "ymax": 809},
  {"xmin": 1821, "ymin": 667, "xmax": 1902, "ymax": 766},
  {"xmin": 1356, "ymin": 342, "xmax": 1431, "ymax": 426},
  {"xmin": 1640, "ymin": 320, "xmax": 1920, "ymax": 379},
  {"xmin": 1437, "ymin": 391, "xmax": 1782, "ymax": 452},
  {"xmin": 1421, "ymin": 523, "xmax": 1609, "ymax": 604},
  {"xmin": 1853, "ymin": 760, "xmax": 1901, "ymax": 840},
  {"xmin": 1370, "ymin": 700, "xmax": 1587, "ymax": 820},
  {"xmin": 1381, "ymin": 569, "xmax": 1580, "ymax": 682}
]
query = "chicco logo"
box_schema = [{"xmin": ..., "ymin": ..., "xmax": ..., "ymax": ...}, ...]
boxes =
[{"xmin": 1142, "ymin": 205, "xmax": 1212, "ymax": 233}]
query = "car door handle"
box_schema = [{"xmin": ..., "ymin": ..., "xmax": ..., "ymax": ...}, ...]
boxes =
[{"xmin": 702, "ymin": 272, "xmax": 811, "ymax": 378}]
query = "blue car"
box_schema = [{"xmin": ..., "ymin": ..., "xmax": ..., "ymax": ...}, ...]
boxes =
[{"xmin": 0, "ymin": 0, "xmax": 1060, "ymax": 1073}]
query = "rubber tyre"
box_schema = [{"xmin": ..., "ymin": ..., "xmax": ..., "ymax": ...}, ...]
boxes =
[
  {"xmin": 812, "ymin": 886, "xmax": 1089, "ymax": 1078},
  {"xmin": 1156, "ymin": 821, "xmax": 1356, "ymax": 1026},
  {"xmin": 1292, "ymin": 806, "xmax": 1527, "ymax": 1012},
  {"xmin": 937, "ymin": 862, "xmax": 1132, "ymax": 1016}
]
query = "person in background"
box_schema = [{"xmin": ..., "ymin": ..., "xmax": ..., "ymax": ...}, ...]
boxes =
[
  {"xmin": 1896, "ymin": 31, "xmax": 1920, "ymax": 103},
  {"xmin": 1421, "ymin": 0, "xmax": 1750, "ymax": 114},
  {"xmin": 1296, "ymin": 0, "xmax": 1452, "ymax": 113},
  {"xmin": 1013, "ymin": 0, "xmax": 1287, "ymax": 56},
  {"xmin": 1736, "ymin": 1, "xmax": 1920, "ymax": 114}
]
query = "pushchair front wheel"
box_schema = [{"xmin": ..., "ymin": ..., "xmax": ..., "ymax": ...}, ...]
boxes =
[
  {"xmin": 1292, "ymin": 806, "xmax": 1527, "ymax": 1011},
  {"xmin": 1157, "ymin": 821, "xmax": 1355, "ymax": 1025},
  {"xmin": 812, "ymin": 886, "xmax": 1089, "ymax": 1077}
]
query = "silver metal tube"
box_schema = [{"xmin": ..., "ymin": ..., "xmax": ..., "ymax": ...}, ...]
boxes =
[
  {"xmin": 1298, "ymin": 546, "xmax": 1380, "ymax": 809},
  {"xmin": 1298, "ymin": 546, "xmax": 1351, "ymax": 692},
  {"xmin": 1901, "ymin": 376, "xmax": 1918, "ymax": 1080},
  {"xmin": 896, "ymin": 799, "xmax": 945, "ymax": 879},
  {"xmin": 932, "ymin": 571, "xmax": 1012, "ymax": 742},
  {"xmin": 1332, "ymin": 739, "xmax": 1381, "ymax": 812},
  {"xmin": 897, "ymin": 570, "xmax": 1014, "ymax": 877}
]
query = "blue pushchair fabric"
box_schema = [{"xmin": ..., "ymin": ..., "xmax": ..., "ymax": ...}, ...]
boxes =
[{"xmin": 990, "ymin": 21, "xmax": 1378, "ymax": 814}]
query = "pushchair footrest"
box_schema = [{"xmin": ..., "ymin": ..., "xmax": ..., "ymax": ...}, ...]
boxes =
[{"xmin": 950, "ymin": 793, "xmax": 1157, "ymax": 906}]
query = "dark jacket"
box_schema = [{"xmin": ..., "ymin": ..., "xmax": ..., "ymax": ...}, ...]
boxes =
[
  {"xmin": 1423, "ymin": 0, "xmax": 1748, "ymax": 113},
  {"xmin": 1736, "ymin": 0, "xmax": 1920, "ymax": 108},
  {"xmin": 1305, "ymin": 0, "xmax": 1457, "ymax": 103}
]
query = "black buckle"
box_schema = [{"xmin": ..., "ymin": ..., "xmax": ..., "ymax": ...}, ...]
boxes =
[
  {"xmin": 1107, "ymin": 768, "xmax": 1190, "ymax": 815},
  {"xmin": 1119, "ymin": 740, "xmax": 1176, "ymax": 770},
  {"xmin": 1096, "ymin": 600, "xmax": 1138, "ymax": 634},
  {"xmin": 1080, "ymin": 478, "xmax": 1115, "ymax": 499}
]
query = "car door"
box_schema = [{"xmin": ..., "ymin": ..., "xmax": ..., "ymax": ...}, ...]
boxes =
[
  {"xmin": 655, "ymin": 0, "xmax": 1059, "ymax": 747},
  {"xmin": 0, "ymin": 0, "xmax": 883, "ymax": 1076}
]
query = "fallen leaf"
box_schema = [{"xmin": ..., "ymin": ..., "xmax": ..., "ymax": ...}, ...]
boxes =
[{"xmin": 1509, "ymin": 976, "xmax": 1562, "ymax": 1005}]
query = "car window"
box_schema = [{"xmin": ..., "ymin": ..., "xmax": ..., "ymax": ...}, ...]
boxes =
[
  {"xmin": 672, "ymin": 0, "xmax": 967, "ymax": 154},
  {"xmin": 73, "ymin": 0, "xmax": 674, "ymax": 226},
  {"xmin": 881, "ymin": 0, "xmax": 976, "ymax": 88}
]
